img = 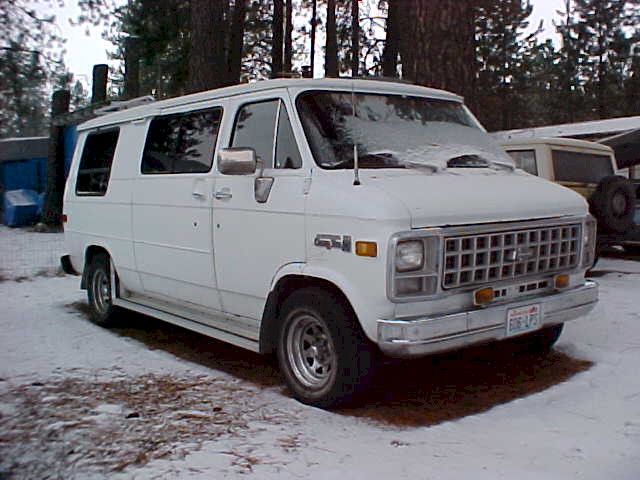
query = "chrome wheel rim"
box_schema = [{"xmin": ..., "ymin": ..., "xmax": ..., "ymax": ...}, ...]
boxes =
[
  {"xmin": 286, "ymin": 313, "xmax": 336, "ymax": 390},
  {"xmin": 92, "ymin": 268, "xmax": 111, "ymax": 314}
]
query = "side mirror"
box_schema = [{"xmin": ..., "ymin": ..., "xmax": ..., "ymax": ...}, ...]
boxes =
[{"xmin": 218, "ymin": 147, "xmax": 257, "ymax": 175}]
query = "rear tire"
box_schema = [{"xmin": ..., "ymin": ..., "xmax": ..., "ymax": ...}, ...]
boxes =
[
  {"xmin": 277, "ymin": 287, "xmax": 376, "ymax": 408},
  {"xmin": 86, "ymin": 253, "xmax": 118, "ymax": 327}
]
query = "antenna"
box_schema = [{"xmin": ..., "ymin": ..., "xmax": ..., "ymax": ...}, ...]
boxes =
[{"xmin": 352, "ymin": 82, "xmax": 360, "ymax": 186}]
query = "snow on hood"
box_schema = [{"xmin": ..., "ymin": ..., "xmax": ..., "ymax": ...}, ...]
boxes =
[{"xmin": 366, "ymin": 169, "xmax": 588, "ymax": 228}]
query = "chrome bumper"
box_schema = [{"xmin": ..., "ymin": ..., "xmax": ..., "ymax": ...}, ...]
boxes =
[{"xmin": 377, "ymin": 281, "xmax": 598, "ymax": 358}]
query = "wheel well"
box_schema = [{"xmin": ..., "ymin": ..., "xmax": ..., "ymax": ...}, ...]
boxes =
[
  {"xmin": 80, "ymin": 246, "xmax": 109, "ymax": 289},
  {"xmin": 259, "ymin": 275, "xmax": 354, "ymax": 354}
]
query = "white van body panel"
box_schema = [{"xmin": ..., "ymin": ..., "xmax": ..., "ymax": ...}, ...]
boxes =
[
  {"xmin": 63, "ymin": 128, "xmax": 141, "ymax": 292},
  {"xmin": 212, "ymin": 90, "xmax": 306, "ymax": 320}
]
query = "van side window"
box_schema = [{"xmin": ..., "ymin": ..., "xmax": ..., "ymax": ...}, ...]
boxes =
[
  {"xmin": 142, "ymin": 107, "xmax": 222, "ymax": 174},
  {"xmin": 75, "ymin": 129, "xmax": 120, "ymax": 196},
  {"xmin": 275, "ymin": 106, "xmax": 303, "ymax": 169},
  {"xmin": 506, "ymin": 149, "xmax": 538, "ymax": 175},
  {"xmin": 231, "ymin": 100, "xmax": 301, "ymax": 169}
]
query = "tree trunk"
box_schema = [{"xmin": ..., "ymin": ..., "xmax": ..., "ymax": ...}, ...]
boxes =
[
  {"xmin": 124, "ymin": 37, "xmax": 141, "ymax": 99},
  {"xmin": 397, "ymin": 0, "xmax": 476, "ymax": 103},
  {"xmin": 325, "ymin": 0, "xmax": 338, "ymax": 77},
  {"xmin": 310, "ymin": 0, "xmax": 317, "ymax": 77},
  {"xmin": 272, "ymin": 0, "xmax": 284, "ymax": 77},
  {"xmin": 91, "ymin": 64, "xmax": 108, "ymax": 104},
  {"xmin": 351, "ymin": 0, "xmax": 359, "ymax": 76},
  {"xmin": 382, "ymin": 0, "xmax": 399, "ymax": 77},
  {"xmin": 227, "ymin": 0, "xmax": 247, "ymax": 85},
  {"xmin": 284, "ymin": 0, "xmax": 293, "ymax": 73},
  {"xmin": 42, "ymin": 90, "xmax": 70, "ymax": 228},
  {"xmin": 188, "ymin": 0, "xmax": 226, "ymax": 93}
]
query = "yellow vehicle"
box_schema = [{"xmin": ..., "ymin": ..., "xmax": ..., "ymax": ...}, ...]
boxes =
[{"xmin": 499, "ymin": 137, "xmax": 636, "ymax": 240}]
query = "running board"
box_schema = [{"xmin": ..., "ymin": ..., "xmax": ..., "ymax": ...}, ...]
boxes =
[{"xmin": 112, "ymin": 297, "xmax": 260, "ymax": 353}]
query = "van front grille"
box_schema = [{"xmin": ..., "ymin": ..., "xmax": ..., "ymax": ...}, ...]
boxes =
[{"xmin": 442, "ymin": 224, "xmax": 581, "ymax": 289}]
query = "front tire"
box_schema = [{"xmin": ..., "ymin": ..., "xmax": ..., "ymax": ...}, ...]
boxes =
[
  {"xmin": 277, "ymin": 288, "xmax": 376, "ymax": 408},
  {"xmin": 512, "ymin": 323, "xmax": 564, "ymax": 353},
  {"xmin": 86, "ymin": 253, "xmax": 118, "ymax": 327}
]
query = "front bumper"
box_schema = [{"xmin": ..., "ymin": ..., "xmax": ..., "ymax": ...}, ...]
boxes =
[{"xmin": 377, "ymin": 280, "xmax": 598, "ymax": 358}]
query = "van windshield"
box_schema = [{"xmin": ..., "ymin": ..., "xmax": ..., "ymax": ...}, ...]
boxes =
[{"xmin": 296, "ymin": 90, "xmax": 512, "ymax": 170}]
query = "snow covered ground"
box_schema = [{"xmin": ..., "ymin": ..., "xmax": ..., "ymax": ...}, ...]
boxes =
[{"xmin": 1, "ymin": 225, "xmax": 639, "ymax": 479}]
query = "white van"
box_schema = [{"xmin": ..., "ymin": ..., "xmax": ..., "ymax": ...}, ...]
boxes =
[{"xmin": 62, "ymin": 79, "xmax": 598, "ymax": 408}]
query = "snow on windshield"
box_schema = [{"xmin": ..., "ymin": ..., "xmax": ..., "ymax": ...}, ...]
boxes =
[{"xmin": 296, "ymin": 91, "xmax": 513, "ymax": 170}]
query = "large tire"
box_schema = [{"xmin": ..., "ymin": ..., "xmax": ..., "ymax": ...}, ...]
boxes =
[
  {"xmin": 590, "ymin": 175, "xmax": 635, "ymax": 234},
  {"xmin": 510, "ymin": 323, "xmax": 564, "ymax": 354},
  {"xmin": 277, "ymin": 287, "xmax": 376, "ymax": 409},
  {"xmin": 86, "ymin": 253, "xmax": 119, "ymax": 327}
]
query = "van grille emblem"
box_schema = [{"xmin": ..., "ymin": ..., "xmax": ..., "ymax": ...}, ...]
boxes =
[{"xmin": 507, "ymin": 246, "xmax": 534, "ymax": 263}]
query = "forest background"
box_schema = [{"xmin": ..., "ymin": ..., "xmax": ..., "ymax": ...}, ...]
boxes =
[{"xmin": 1, "ymin": 0, "xmax": 639, "ymax": 139}]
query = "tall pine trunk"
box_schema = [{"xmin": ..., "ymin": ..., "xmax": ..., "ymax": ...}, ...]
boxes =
[
  {"xmin": 351, "ymin": 0, "xmax": 359, "ymax": 76},
  {"xmin": 284, "ymin": 0, "xmax": 293, "ymax": 73},
  {"xmin": 397, "ymin": 0, "xmax": 476, "ymax": 104},
  {"xmin": 310, "ymin": 0, "xmax": 317, "ymax": 77},
  {"xmin": 272, "ymin": 0, "xmax": 284, "ymax": 77},
  {"xmin": 188, "ymin": 0, "xmax": 226, "ymax": 93},
  {"xmin": 325, "ymin": 0, "xmax": 338, "ymax": 77},
  {"xmin": 227, "ymin": 0, "xmax": 247, "ymax": 85},
  {"xmin": 382, "ymin": 0, "xmax": 399, "ymax": 77}
]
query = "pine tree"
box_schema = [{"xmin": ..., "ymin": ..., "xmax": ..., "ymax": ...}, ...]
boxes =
[
  {"xmin": 0, "ymin": 0, "xmax": 68, "ymax": 138},
  {"xmin": 395, "ymin": 0, "xmax": 477, "ymax": 104},
  {"xmin": 475, "ymin": 0, "xmax": 534, "ymax": 130},
  {"xmin": 553, "ymin": 0, "xmax": 585, "ymax": 123},
  {"xmin": 573, "ymin": 0, "xmax": 635, "ymax": 118},
  {"xmin": 272, "ymin": 0, "xmax": 284, "ymax": 77},
  {"xmin": 326, "ymin": 0, "xmax": 339, "ymax": 76}
]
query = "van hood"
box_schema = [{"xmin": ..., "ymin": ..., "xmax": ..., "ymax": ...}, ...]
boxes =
[{"xmin": 366, "ymin": 169, "xmax": 588, "ymax": 228}]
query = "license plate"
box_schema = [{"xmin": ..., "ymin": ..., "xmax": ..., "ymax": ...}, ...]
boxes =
[{"xmin": 506, "ymin": 304, "xmax": 541, "ymax": 337}]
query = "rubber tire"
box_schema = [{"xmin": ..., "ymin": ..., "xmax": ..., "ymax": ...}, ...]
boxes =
[
  {"xmin": 624, "ymin": 245, "xmax": 640, "ymax": 257},
  {"xmin": 511, "ymin": 323, "xmax": 564, "ymax": 354},
  {"xmin": 277, "ymin": 287, "xmax": 376, "ymax": 409},
  {"xmin": 86, "ymin": 253, "xmax": 119, "ymax": 327},
  {"xmin": 590, "ymin": 176, "xmax": 635, "ymax": 234}
]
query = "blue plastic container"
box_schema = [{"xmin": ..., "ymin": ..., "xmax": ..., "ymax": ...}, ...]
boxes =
[{"xmin": 3, "ymin": 189, "xmax": 40, "ymax": 227}]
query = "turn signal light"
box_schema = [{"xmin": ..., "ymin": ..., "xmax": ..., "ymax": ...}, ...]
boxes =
[
  {"xmin": 474, "ymin": 286, "xmax": 495, "ymax": 306},
  {"xmin": 355, "ymin": 241, "xmax": 377, "ymax": 257},
  {"xmin": 554, "ymin": 274, "xmax": 570, "ymax": 289}
]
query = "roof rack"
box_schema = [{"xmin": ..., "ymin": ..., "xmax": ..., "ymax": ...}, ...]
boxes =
[{"xmin": 94, "ymin": 95, "xmax": 156, "ymax": 115}]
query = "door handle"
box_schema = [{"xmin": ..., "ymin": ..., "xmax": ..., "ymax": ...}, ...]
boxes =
[
  {"xmin": 214, "ymin": 189, "xmax": 232, "ymax": 200},
  {"xmin": 192, "ymin": 191, "xmax": 205, "ymax": 199}
]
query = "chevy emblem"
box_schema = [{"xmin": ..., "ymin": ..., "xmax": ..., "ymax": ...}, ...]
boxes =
[{"xmin": 507, "ymin": 246, "xmax": 534, "ymax": 262}]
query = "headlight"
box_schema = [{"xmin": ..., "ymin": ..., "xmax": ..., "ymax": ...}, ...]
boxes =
[
  {"xmin": 389, "ymin": 231, "xmax": 442, "ymax": 301},
  {"xmin": 396, "ymin": 240, "xmax": 424, "ymax": 272}
]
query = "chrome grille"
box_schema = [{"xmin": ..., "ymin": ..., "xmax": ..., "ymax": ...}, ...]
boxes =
[{"xmin": 443, "ymin": 224, "xmax": 581, "ymax": 289}]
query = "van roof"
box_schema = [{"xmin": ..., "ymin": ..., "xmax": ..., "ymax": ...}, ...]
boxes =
[
  {"xmin": 78, "ymin": 78, "xmax": 463, "ymax": 131},
  {"xmin": 496, "ymin": 136, "xmax": 614, "ymax": 153}
]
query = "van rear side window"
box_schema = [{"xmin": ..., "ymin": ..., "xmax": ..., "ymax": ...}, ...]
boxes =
[
  {"xmin": 75, "ymin": 129, "xmax": 120, "ymax": 196},
  {"xmin": 142, "ymin": 107, "xmax": 222, "ymax": 174}
]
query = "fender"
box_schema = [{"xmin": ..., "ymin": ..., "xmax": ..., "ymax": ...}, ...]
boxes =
[
  {"xmin": 268, "ymin": 262, "xmax": 362, "ymax": 318},
  {"xmin": 79, "ymin": 240, "xmax": 117, "ymax": 289}
]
